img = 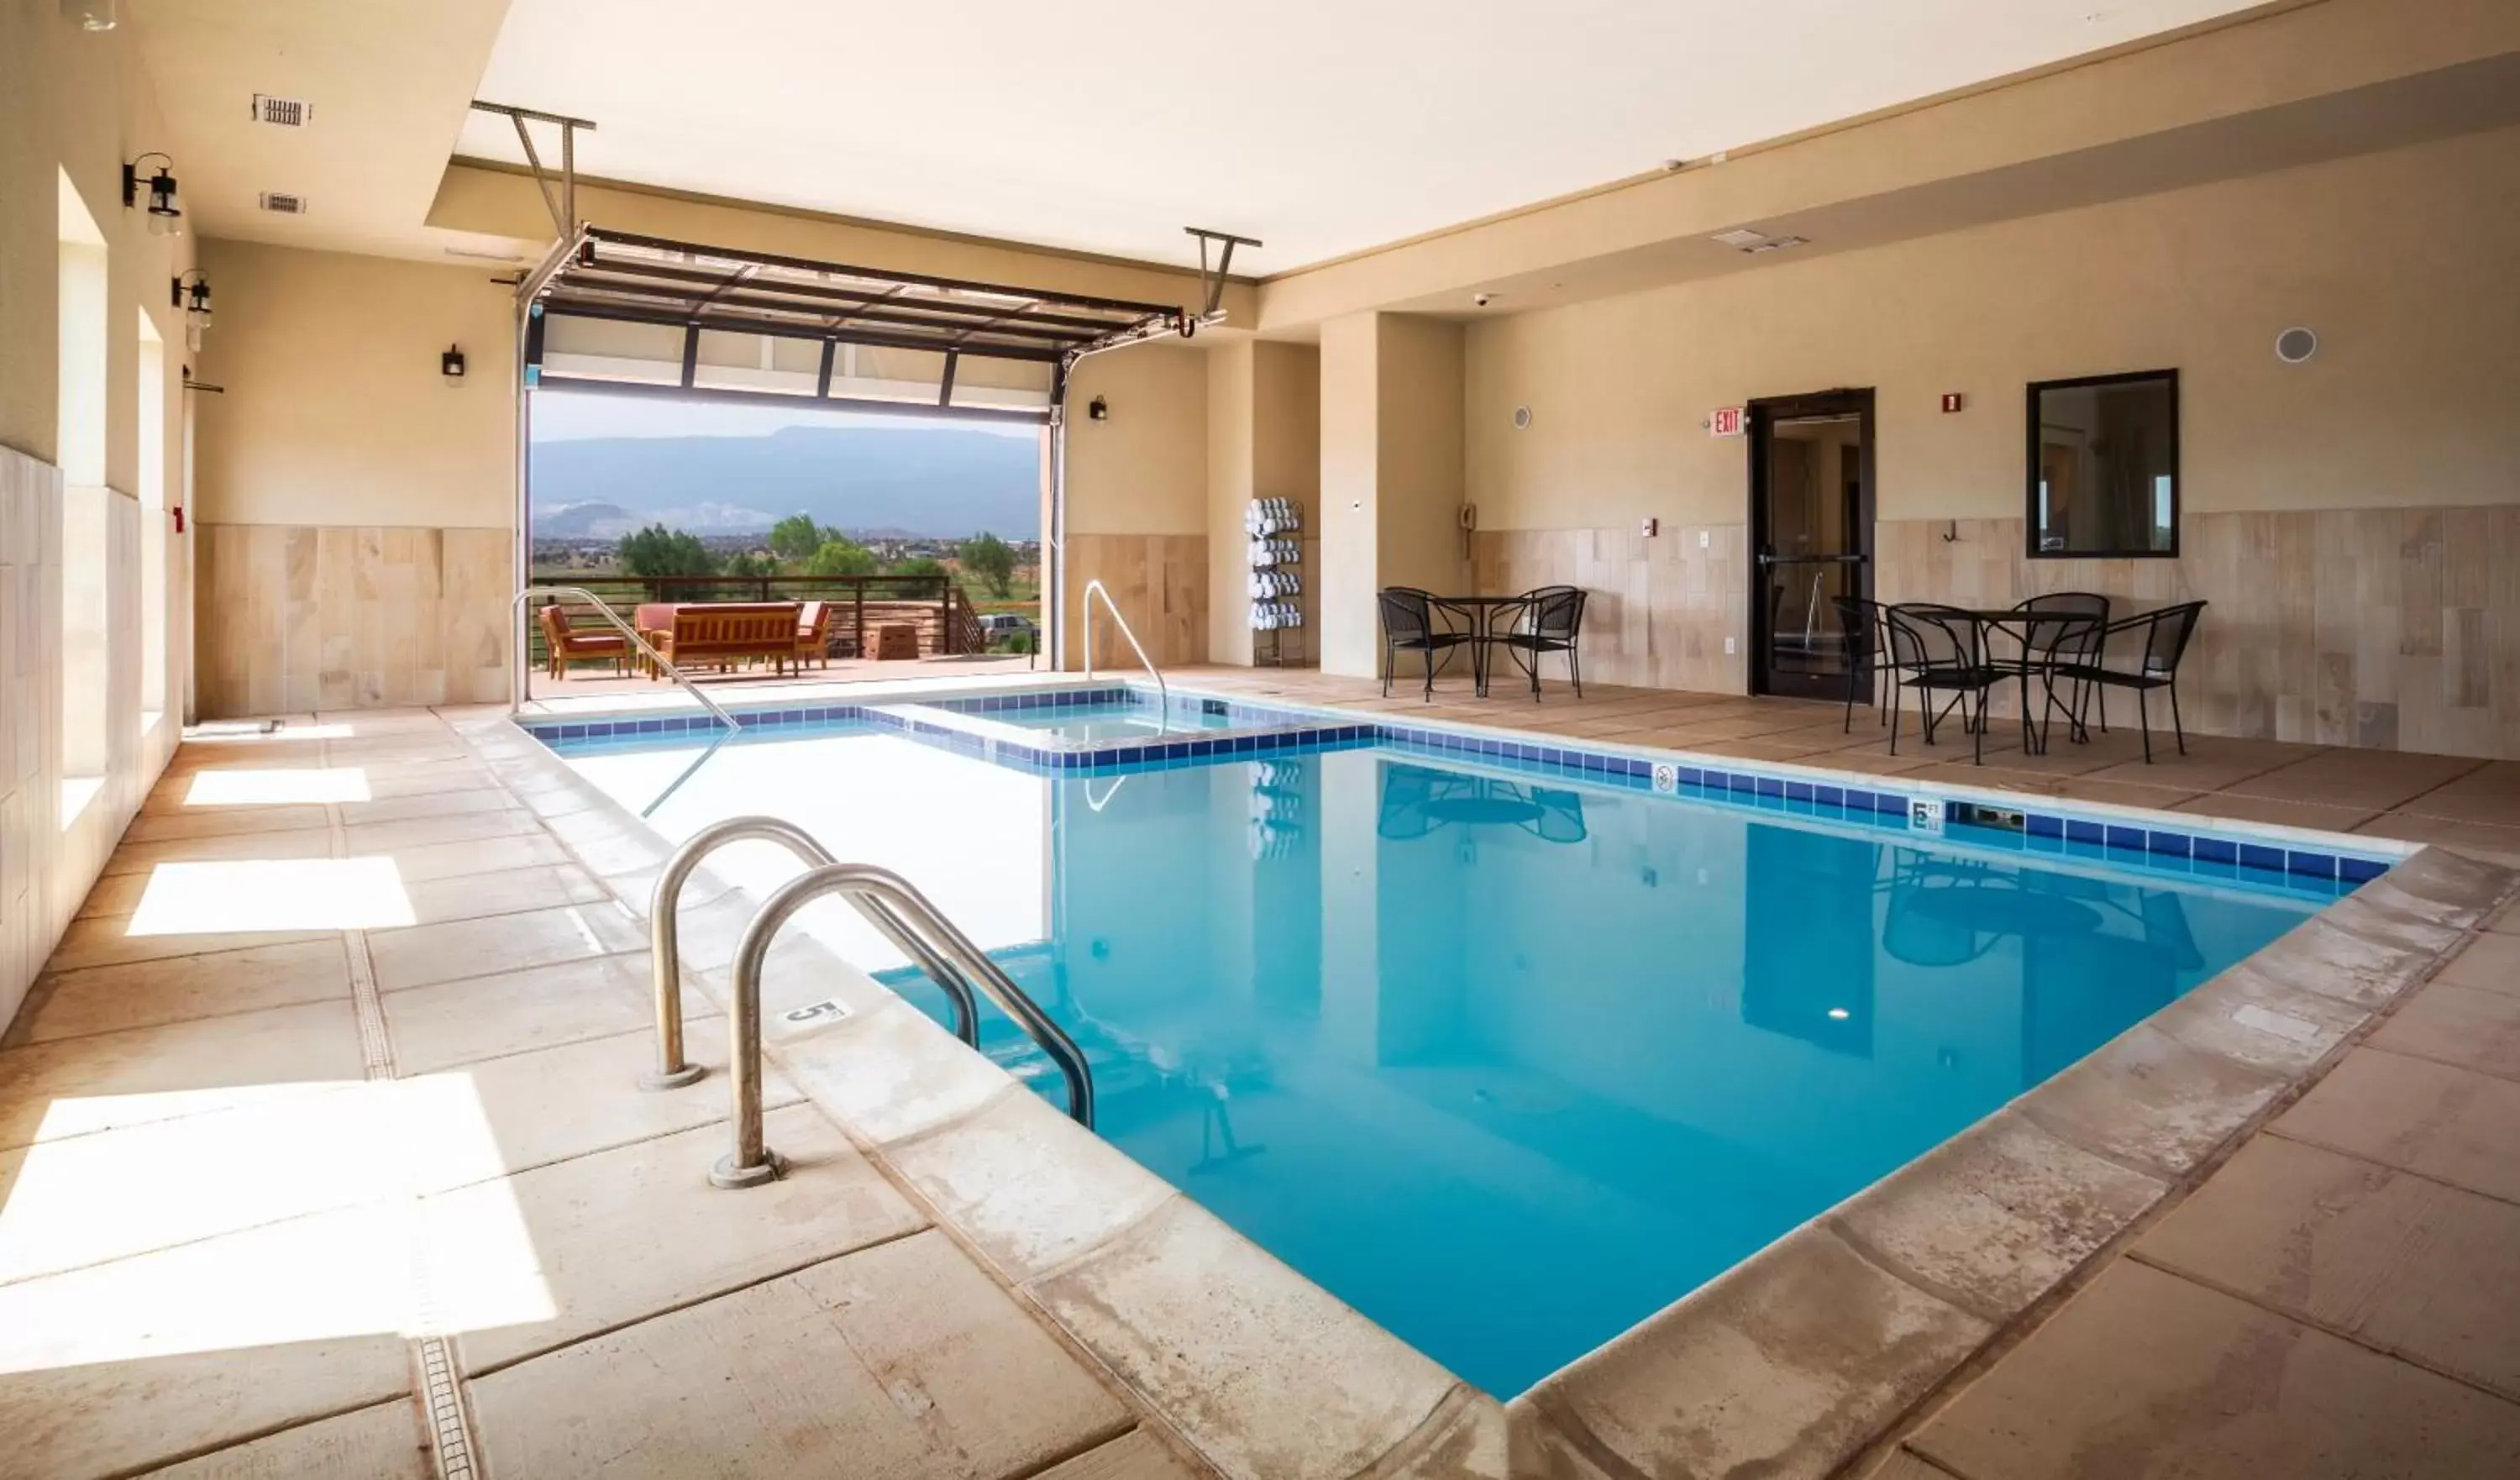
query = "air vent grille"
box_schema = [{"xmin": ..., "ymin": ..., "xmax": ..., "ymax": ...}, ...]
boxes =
[
  {"xmin": 1709, "ymin": 227, "xmax": 1810, "ymax": 255},
  {"xmin": 251, "ymin": 95, "xmax": 311, "ymax": 128},
  {"xmin": 258, "ymin": 192, "xmax": 308, "ymax": 215}
]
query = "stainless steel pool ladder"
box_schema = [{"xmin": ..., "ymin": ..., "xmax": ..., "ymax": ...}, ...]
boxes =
[
  {"xmin": 643, "ymin": 816, "xmax": 1095, "ymax": 1190},
  {"xmin": 1082, "ymin": 577, "xmax": 1168, "ymax": 733}
]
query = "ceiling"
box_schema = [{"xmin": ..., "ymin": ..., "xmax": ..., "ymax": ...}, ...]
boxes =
[
  {"xmin": 126, "ymin": 1, "xmax": 516, "ymax": 260},
  {"xmin": 453, "ymin": 0, "xmax": 2273, "ymax": 274}
]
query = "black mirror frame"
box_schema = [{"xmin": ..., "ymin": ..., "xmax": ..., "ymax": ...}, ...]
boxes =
[{"xmin": 2024, "ymin": 368, "xmax": 2180, "ymax": 560}]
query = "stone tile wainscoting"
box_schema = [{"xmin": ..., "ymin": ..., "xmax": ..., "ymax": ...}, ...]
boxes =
[
  {"xmin": 1062, "ymin": 532, "xmax": 1209, "ymax": 668},
  {"xmin": 1469, "ymin": 525, "xmax": 1750, "ymax": 694},
  {"xmin": 0, "ymin": 445, "xmax": 176, "ymax": 1028},
  {"xmin": 194, "ymin": 522, "xmax": 511, "ymax": 718},
  {"xmin": 1877, "ymin": 509, "xmax": 2520, "ymax": 760}
]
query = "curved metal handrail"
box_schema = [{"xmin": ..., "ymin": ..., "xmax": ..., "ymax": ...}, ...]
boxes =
[
  {"xmin": 512, "ymin": 585, "xmax": 738, "ymax": 732},
  {"xmin": 1082, "ymin": 578, "xmax": 1168, "ymax": 732},
  {"xmin": 716, "ymin": 861, "xmax": 1095, "ymax": 1189},
  {"xmin": 643, "ymin": 816, "xmax": 981, "ymax": 1091}
]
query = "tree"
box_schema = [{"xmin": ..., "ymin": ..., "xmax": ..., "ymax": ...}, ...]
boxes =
[
  {"xmin": 768, "ymin": 513, "xmax": 831, "ymax": 563},
  {"xmin": 617, "ymin": 524, "xmax": 717, "ymax": 578},
  {"xmin": 722, "ymin": 549, "xmax": 778, "ymax": 578},
  {"xmin": 962, "ymin": 531, "xmax": 1016, "ymax": 597},
  {"xmin": 889, "ymin": 555, "xmax": 948, "ymax": 579},
  {"xmin": 803, "ymin": 536, "xmax": 879, "ymax": 577}
]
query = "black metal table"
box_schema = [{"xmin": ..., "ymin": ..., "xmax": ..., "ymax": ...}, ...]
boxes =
[
  {"xmin": 1897, "ymin": 606, "xmax": 2106, "ymax": 757},
  {"xmin": 1431, "ymin": 595, "xmax": 1536, "ymax": 697}
]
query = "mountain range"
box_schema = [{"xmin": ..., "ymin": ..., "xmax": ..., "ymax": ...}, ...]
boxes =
[{"xmin": 528, "ymin": 423, "xmax": 1040, "ymax": 538}]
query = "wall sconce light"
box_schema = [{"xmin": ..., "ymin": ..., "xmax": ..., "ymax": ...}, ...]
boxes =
[
  {"xmin": 1087, "ymin": 395, "xmax": 1109, "ymax": 422},
  {"xmin": 172, "ymin": 270, "xmax": 213, "ymax": 351},
  {"xmin": 442, "ymin": 344, "xmax": 467, "ymax": 383},
  {"xmin": 62, "ymin": 0, "xmax": 116, "ymax": 31},
  {"xmin": 123, "ymin": 153, "xmax": 182, "ymax": 235}
]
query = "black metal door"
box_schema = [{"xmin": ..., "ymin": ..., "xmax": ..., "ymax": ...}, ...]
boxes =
[{"xmin": 1750, "ymin": 390, "xmax": 1875, "ymax": 701}]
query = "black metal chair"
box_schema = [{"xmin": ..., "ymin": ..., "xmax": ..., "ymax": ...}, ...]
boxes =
[
  {"xmin": 1378, "ymin": 587, "xmax": 1473, "ymax": 701},
  {"xmin": 2000, "ymin": 593, "xmax": 2110, "ymax": 744},
  {"xmin": 2050, "ymin": 600, "xmax": 2207, "ymax": 762},
  {"xmin": 1486, "ymin": 585, "xmax": 1587, "ymax": 700},
  {"xmin": 1830, "ymin": 596, "xmax": 1908, "ymax": 734},
  {"xmin": 1884, "ymin": 604, "xmax": 2003, "ymax": 763}
]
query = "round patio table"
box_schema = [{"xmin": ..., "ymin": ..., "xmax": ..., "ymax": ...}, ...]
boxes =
[
  {"xmin": 1429, "ymin": 595, "xmax": 1540, "ymax": 697},
  {"xmin": 1893, "ymin": 606, "xmax": 2106, "ymax": 757}
]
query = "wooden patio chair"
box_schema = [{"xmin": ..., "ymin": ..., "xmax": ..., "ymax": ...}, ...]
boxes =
[
  {"xmin": 794, "ymin": 601, "xmax": 833, "ymax": 669},
  {"xmin": 537, "ymin": 604, "xmax": 629, "ymax": 680}
]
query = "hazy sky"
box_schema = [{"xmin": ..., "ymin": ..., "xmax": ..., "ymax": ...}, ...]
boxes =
[{"xmin": 529, "ymin": 388, "xmax": 1036, "ymax": 443}]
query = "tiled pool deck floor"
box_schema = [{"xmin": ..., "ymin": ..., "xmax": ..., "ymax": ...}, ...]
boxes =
[{"xmin": 2, "ymin": 684, "xmax": 2517, "ymax": 1478}]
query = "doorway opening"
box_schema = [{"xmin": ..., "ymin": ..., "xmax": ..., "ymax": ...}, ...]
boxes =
[
  {"xmin": 1749, "ymin": 389, "xmax": 1874, "ymax": 701},
  {"xmin": 512, "ymin": 226, "xmax": 1184, "ymax": 701}
]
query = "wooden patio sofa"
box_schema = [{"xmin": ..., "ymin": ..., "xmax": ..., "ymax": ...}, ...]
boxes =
[{"xmin": 642, "ymin": 602, "xmax": 806, "ymax": 676}]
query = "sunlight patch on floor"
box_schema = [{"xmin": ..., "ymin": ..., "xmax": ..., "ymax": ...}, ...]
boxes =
[
  {"xmin": 0, "ymin": 1074, "xmax": 554, "ymax": 1372},
  {"xmin": 185, "ymin": 767, "xmax": 371, "ymax": 806},
  {"xmin": 126, "ymin": 858, "xmax": 415, "ymax": 935}
]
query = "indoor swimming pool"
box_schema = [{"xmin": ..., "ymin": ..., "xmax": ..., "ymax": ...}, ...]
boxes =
[{"xmin": 537, "ymin": 695, "xmax": 2374, "ymax": 1397}]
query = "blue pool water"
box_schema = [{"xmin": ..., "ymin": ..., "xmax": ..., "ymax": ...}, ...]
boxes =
[
  {"xmin": 982, "ymin": 700, "xmax": 1238, "ymax": 743},
  {"xmin": 549, "ymin": 716, "xmax": 2336, "ymax": 1396}
]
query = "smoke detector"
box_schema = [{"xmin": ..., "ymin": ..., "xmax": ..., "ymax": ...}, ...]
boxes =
[
  {"xmin": 250, "ymin": 94, "xmax": 311, "ymax": 127},
  {"xmin": 257, "ymin": 192, "xmax": 307, "ymax": 215}
]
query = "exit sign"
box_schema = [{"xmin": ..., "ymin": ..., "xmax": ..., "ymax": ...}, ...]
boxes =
[{"xmin": 1709, "ymin": 406, "xmax": 1746, "ymax": 438}]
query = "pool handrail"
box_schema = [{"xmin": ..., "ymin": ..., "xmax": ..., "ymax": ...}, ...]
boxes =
[
  {"xmin": 511, "ymin": 585, "xmax": 738, "ymax": 733},
  {"xmin": 643, "ymin": 816, "xmax": 981, "ymax": 1090},
  {"xmin": 1081, "ymin": 578, "xmax": 1168, "ymax": 733},
  {"xmin": 715, "ymin": 860, "xmax": 1095, "ymax": 1189}
]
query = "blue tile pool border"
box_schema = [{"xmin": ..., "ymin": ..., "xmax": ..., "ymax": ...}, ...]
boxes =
[{"xmin": 519, "ymin": 682, "xmax": 2404, "ymax": 894}]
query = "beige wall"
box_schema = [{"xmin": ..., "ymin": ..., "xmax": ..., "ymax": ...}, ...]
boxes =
[
  {"xmin": 1205, "ymin": 341, "xmax": 1256, "ymax": 659},
  {"xmin": 1317, "ymin": 313, "xmax": 1468, "ymax": 677},
  {"xmin": 1059, "ymin": 343, "xmax": 1209, "ymax": 668},
  {"xmin": 1464, "ymin": 123, "xmax": 2520, "ymax": 535},
  {"xmin": 1451, "ymin": 123, "xmax": 2520, "ymax": 755},
  {"xmin": 1376, "ymin": 316, "xmax": 1467, "ymax": 592},
  {"xmin": 1205, "ymin": 339, "xmax": 1322, "ymax": 664},
  {"xmin": 1317, "ymin": 314, "xmax": 1380, "ymax": 676},
  {"xmin": 0, "ymin": 0, "xmax": 192, "ymax": 1030},
  {"xmin": 186, "ymin": 239, "xmax": 517, "ymax": 717},
  {"xmin": 193, "ymin": 239, "xmax": 517, "ymax": 528}
]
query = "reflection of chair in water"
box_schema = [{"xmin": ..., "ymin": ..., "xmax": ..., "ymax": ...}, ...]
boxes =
[
  {"xmin": 1377, "ymin": 764, "xmax": 1587, "ymax": 843},
  {"xmin": 1882, "ymin": 853, "xmax": 2103, "ymax": 967}
]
